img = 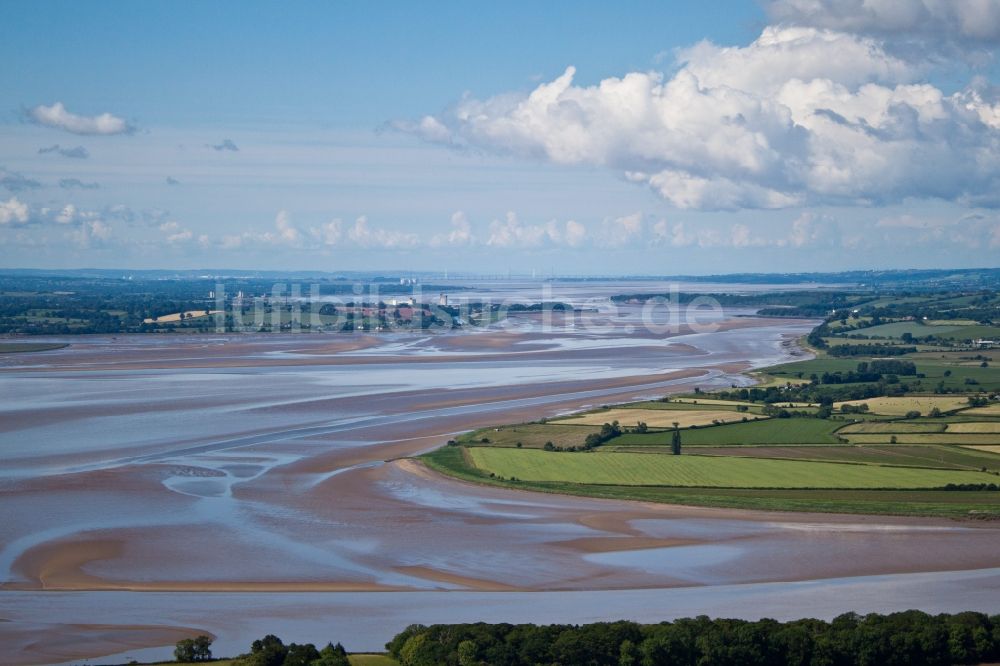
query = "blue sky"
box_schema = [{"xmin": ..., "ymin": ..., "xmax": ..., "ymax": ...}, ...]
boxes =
[
  {"xmin": 4, "ymin": 2, "xmax": 764, "ymax": 127},
  {"xmin": 3, "ymin": 0, "xmax": 1000, "ymax": 274}
]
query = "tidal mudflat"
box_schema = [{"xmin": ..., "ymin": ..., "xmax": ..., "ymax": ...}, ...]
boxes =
[{"xmin": 1, "ymin": 295, "xmax": 998, "ymax": 664}]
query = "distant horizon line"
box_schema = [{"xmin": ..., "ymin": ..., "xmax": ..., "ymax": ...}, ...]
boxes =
[{"xmin": 2, "ymin": 266, "xmax": 998, "ymax": 281}]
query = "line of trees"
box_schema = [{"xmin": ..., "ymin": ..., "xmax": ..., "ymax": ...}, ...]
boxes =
[
  {"xmin": 385, "ymin": 611, "xmax": 1000, "ymax": 666},
  {"xmin": 829, "ymin": 345, "xmax": 916, "ymax": 357},
  {"xmin": 224, "ymin": 634, "xmax": 349, "ymax": 666}
]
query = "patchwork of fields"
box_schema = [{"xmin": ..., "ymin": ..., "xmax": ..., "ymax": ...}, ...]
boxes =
[
  {"xmin": 435, "ymin": 388, "xmax": 1000, "ymax": 517},
  {"xmin": 431, "ymin": 292, "xmax": 1000, "ymax": 517}
]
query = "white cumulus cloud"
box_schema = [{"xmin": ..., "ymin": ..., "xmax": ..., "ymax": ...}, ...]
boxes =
[
  {"xmin": 397, "ymin": 25, "xmax": 1000, "ymax": 210},
  {"xmin": 0, "ymin": 197, "xmax": 30, "ymax": 226},
  {"xmin": 159, "ymin": 221, "xmax": 194, "ymax": 244},
  {"xmin": 309, "ymin": 219, "xmax": 344, "ymax": 246},
  {"xmin": 599, "ymin": 212, "xmax": 644, "ymax": 247},
  {"xmin": 28, "ymin": 102, "xmax": 133, "ymax": 136},
  {"xmin": 486, "ymin": 212, "xmax": 582, "ymax": 248},
  {"xmin": 430, "ymin": 211, "xmax": 475, "ymax": 247},
  {"xmin": 221, "ymin": 211, "xmax": 304, "ymax": 249},
  {"xmin": 347, "ymin": 216, "xmax": 419, "ymax": 249},
  {"xmin": 274, "ymin": 210, "xmax": 301, "ymax": 245}
]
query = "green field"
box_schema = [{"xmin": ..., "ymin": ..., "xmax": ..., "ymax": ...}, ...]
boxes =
[
  {"xmin": 846, "ymin": 321, "xmax": 1000, "ymax": 341},
  {"xmin": 691, "ymin": 444, "xmax": 1000, "ymax": 471},
  {"xmin": 611, "ymin": 417, "xmax": 845, "ymax": 447},
  {"xmin": 765, "ymin": 355, "xmax": 1000, "ymax": 392},
  {"xmin": 767, "ymin": 357, "xmax": 867, "ymax": 376},
  {"xmin": 423, "ymin": 446, "xmax": 1000, "ymax": 517},
  {"xmin": 466, "ymin": 447, "xmax": 999, "ymax": 489},
  {"xmin": 905, "ymin": 361, "xmax": 1000, "ymax": 392},
  {"xmin": 456, "ymin": 422, "xmax": 600, "ymax": 449},
  {"xmin": 857, "ymin": 321, "xmax": 963, "ymax": 339}
]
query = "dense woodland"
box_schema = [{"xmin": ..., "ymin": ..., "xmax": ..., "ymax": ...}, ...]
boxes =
[
  {"xmin": 176, "ymin": 611, "xmax": 1000, "ymax": 666},
  {"xmin": 380, "ymin": 612, "xmax": 1000, "ymax": 666}
]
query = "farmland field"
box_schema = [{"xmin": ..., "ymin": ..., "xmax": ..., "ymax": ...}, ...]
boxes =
[
  {"xmin": 611, "ymin": 417, "xmax": 845, "ymax": 446},
  {"xmin": 856, "ymin": 322, "xmax": 962, "ymax": 338},
  {"xmin": 925, "ymin": 319, "xmax": 980, "ymax": 326},
  {"xmin": 964, "ymin": 445, "xmax": 1000, "ymax": 454},
  {"xmin": 456, "ymin": 422, "xmax": 599, "ymax": 449},
  {"xmin": 838, "ymin": 422, "xmax": 946, "ymax": 434},
  {"xmin": 948, "ymin": 422, "xmax": 1000, "ymax": 434},
  {"xmin": 465, "ymin": 447, "xmax": 1000, "ymax": 489},
  {"xmin": 835, "ymin": 396, "xmax": 972, "ymax": 415},
  {"xmin": 842, "ymin": 433, "xmax": 1000, "ymax": 445},
  {"xmin": 424, "ymin": 446, "xmax": 1000, "ymax": 517},
  {"xmin": 691, "ymin": 445, "xmax": 1000, "ymax": 471},
  {"xmin": 556, "ymin": 408, "xmax": 758, "ymax": 428},
  {"xmin": 767, "ymin": 357, "xmax": 862, "ymax": 376},
  {"xmin": 849, "ymin": 322, "xmax": 1000, "ymax": 341}
]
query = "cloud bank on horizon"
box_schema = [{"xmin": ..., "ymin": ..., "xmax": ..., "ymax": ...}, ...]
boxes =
[{"xmin": 397, "ymin": 1, "xmax": 1000, "ymax": 211}]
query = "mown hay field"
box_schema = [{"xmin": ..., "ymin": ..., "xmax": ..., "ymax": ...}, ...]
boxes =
[
  {"xmin": 843, "ymin": 433, "xmax": 1000, "ymax": 445},
  {"xmin": 947, "ymin": 422, "xmax": 1000, "ymax": 434},
  {"xmin": 961, "ymin": 445, "xmax": 1000, "ymax": 455},
  {"xmin": 838, "ymin": 422, "xmax": 946, "ymax": 434},
  {"xmin": 555, "ymin": 408, "xmax": 757, "ymax": 428},
  {"xmin": 835, "ymin": 396, "xmax": 972, "ymax": 416}
]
